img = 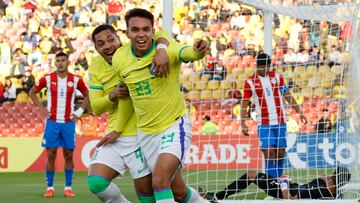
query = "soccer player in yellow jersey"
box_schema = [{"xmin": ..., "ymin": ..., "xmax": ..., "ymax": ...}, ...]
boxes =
[
  {"xmin": 112, "ymin": 8, "xmax": 209, "ymax": 203},
  {"xmin": 87, "ymin": 24, "xmax": 170, "ymax": 203}
]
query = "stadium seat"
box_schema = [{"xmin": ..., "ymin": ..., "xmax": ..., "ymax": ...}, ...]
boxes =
[
  {"xmin": 293, "ymin": 66, "xmax": 306, "ymax": 76},
  {"xmin": 194, "ymin": 81, "xmax": 207, "ymax": 91},
  {"xmin": 319, "ymin": 65, "xmax": 330, "ymax": 74},
  {"xmin": 212, "ymin": 90, "xmax": 224, "ymax": 100},
  {"xmin": 188, "ymin": 74, "xmax": 200, "ymax": 82},
  {"xmin": 182, "ymin": 81, "xmax": 193, "ymax": 91},
  {"xmin": 220, "ymin": 80, "xmax": 232, "ymax": 90},
  {"xmin": 331, "ymin": 65, "xmax": 344, "ymax": 75},
  {"xmin": 200, "ymin": 74, "xmax": 211, "ymax": 81},
  {"xmin": 187, "ymin": 90, "xmax": 201, "ymax": 100},
  {"xmin": 200, "ymin": 90, "xmax": 212, "ymax": 100},
  {"xmin": 207, "ymin": 80, "xmax": 220, "ymax": 90},
  {"xmin": 180, "ymin": 74, "xmax": 189, "ymax": 83},
  {"xmin": 308, "ymin": 76, "xmax": 321, "ymax": 88}
]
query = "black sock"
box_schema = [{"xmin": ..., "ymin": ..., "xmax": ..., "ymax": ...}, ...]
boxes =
[{"xmin": 215, "ymin": 173, "xmax": 251, "ymax": 199}]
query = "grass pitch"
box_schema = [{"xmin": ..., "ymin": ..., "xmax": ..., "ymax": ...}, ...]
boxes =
[{"xmin": 0, "ymin": 169, "xmax": 333, "ymax": 203}]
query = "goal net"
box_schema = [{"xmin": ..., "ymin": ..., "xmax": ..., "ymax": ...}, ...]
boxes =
[{"xmin": 174, "ymin": 0, "xmax": 360, "ymax": 201}]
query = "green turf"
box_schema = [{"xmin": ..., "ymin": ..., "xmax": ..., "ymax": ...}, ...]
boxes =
[{"xmin": 0, "ymin": 169, "xmax": 335, "ymax": 202}]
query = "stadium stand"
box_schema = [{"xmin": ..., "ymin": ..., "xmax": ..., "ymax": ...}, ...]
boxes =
[{"xmin": 0, "ymin": 0, "xmax": 351, "ymax": 138}]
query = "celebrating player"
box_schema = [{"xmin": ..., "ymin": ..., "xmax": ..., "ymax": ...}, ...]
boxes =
[
  {"xmin": 87, "ymin": 24, "xmax": 170, "ymax": 203},
  {"xmin": 29, "ymin": 52, "xmax": 89, "ymax": 198},
  {"xmin": 204, "ymin": 166, "xmax": 351, "ymax": 200},
  {"xmin": 241, "ymin": 53, "xmax": 307, "ymax": 178},
  {"xmin": 112, "ymin": 8, "xmax": 209, "ymax": 203}
]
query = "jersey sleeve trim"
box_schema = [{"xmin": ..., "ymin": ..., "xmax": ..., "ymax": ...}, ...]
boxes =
[
  {"xmin": 178, "ymin": 45, "xmax": 190, "ymax": 62},
  {"xmin": 89, "ymin": 85, "xmax": 103, "ymax": 90}
]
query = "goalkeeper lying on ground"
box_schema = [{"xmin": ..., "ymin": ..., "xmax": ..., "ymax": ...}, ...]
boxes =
[{"xmin": 203, "ymin": 167, "xmax": 351, "ymax": 201}]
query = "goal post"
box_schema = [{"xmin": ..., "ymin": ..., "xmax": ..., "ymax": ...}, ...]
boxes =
[{"xmin": 172, "ymin": 0, "xmax": 360, "ymax": 201}]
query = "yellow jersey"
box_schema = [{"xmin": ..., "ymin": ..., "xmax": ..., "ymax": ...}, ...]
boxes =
[
  {"xmin": 113, "ymin": 41, "xmax": 205, "ymax": 134},
  {"xmin": 88, "ymin": 55, "xmax": 137, "ymax": 136}
]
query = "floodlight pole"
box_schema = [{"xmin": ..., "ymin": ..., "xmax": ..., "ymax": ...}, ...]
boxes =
[{"xmin": 264, "ymin": 10, "xmax": 273, "ymax": 56}]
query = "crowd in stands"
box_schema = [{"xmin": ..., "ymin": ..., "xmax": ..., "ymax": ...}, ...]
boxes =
[{"xmin": 0, "ymin": 0, "xmax": 353, "ymax": 137}]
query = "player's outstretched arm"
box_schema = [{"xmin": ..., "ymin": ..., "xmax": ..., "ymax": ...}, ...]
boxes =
[{"xmin": 178, "ymin": 39, "xmax": 209, "ymax": 62}]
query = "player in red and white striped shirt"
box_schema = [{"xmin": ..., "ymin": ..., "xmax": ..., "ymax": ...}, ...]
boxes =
[
  {"xmin": 240, "ymin": 53, "xmax": 306, "ymax": 178},
  {"xmin": 29, "ymin": 52, "xmax": 89, "ymax": 198}
]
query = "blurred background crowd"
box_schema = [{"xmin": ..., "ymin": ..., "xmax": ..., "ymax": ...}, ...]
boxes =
[{"xmin": 0, "ymin": 0, "xmax": 355, "ymax": 137}]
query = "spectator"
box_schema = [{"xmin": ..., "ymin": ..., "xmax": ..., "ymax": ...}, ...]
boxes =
[
  {"xmin": 296, "ymin": 48, "xmax": 309, "ymax": 66},
  {"xmin": 210, "ymin": 60, "xmax": 226, "ymax": 80},
  {"xmin": 21, "ymin": 69, "xmax": 35, "ymax": 94},
  {"xmin": 28, "ymin": 46, "xmax": 43, "ymax": 66},
  {"xmin": 0, "ymin": 35, "xmax": 11, "ymax": 66},
  {"xmin": 3, "ymin": 78, "xmax": 17, "ymax": 102},
  {"xmin": 201, "ymin": 116, "xmax": 219, "ymax": 135},
  {"xmin": 107, "ymin": 0, "xmax": 122, "ymax": 26},
  {"xmin": 327, "ymin": 45, "xmax": 341, "ymax": 68},
  {"xmin": 76, "ymin": 52, "xmax": 89, "ymax": 70},
  {"xmin": 287, "ymin": 116, "xmax": 300, "ymax": 134},
  {"xmin": 316, "ymin": 109, "xmax": 333, "ymax": 133},
  {"xmin": 283, "ymin": 48, "xmax": 297, "ymax": 67},
  {"xmin": 309, "ymin": 45, "xmax": 323, "ymax": 67},
  {"xmin": 10, "ymin": 56, "xmax": 26, "ymax": 76}
]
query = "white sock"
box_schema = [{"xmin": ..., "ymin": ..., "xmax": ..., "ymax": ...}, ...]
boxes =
[
  {"xmin": 95, "ymin": 182, "xmax": 131, "ymax": 203},
  {"xmin": 188, "ymin": 187, "xmax": 208, "ymax": 203}
]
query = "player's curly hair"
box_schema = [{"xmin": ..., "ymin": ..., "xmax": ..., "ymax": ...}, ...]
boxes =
[{"xmin": 256, "ymin": 53, "xmax": 271, "ymax": 67}]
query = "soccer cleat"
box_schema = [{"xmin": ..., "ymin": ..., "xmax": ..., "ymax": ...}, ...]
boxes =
[
  {"xmin": 64, "ymin": 189, "xmax": 75, "ymax": 198},
  {"xmin": 44, "ymin": 189, "xmax": 54, "ymax": 198}
]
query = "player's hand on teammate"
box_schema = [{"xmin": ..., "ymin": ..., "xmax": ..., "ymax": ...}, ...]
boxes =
[
  {"xmin": 193, "ymin": 39, "xmax": 210, "ymax": 53},
  {"xmin": 153, "ymin": 48, "xmax": 170, "ymax": 78},
  {"xmin": 108, "ymin": 83, "xmax": 129, "ymax": 101},
  {"xmin": 96, "ymin": 131, "xmax": 119, "ymax": 148}
]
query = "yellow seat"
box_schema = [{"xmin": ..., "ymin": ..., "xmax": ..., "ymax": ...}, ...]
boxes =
[
  {"xmin": 305, "ymin": 65, "xmax": 318, "ymax": 78},
  {"xmin": 236, "ymin": 78, "xmax": 245, "ymax": 89},
  {"xmin": 212, "ymin": 90, "xmax": 225, "ymax": 100},
  {"xmin": 188, "ymin": 74, "xmax": 200, "ymax": 82},
  {"xmin": 293, "ymin": 66, "xmax": 305, "ymax": 76},
  {"xmin": 194, "ymin": 81, "xmax": 207, "ymax": 91},
  {"xmin": 244, "ymin": 67, "xmax": 255, "ymax": 78},
  {"xmin": 301, "ymin": 87, "xmax": 313, "ymax": 97},
  {"xmin": 331, "ymin": 65, "xmax": 344, "ymax": 75},
  {"xmin": 16, "ymin": 91, "xmax": 29, "ymax": 102},
  {"xmin": 200, "ymin": 74, "xmax": 211, "ymax": 81},
  {"xmin": 187, "ymin": 90, "xmax": 201, "ymax": 100},
  {"xmin": 220, "ymin": 80, "xmax": 232, "ymax": 90},
  {"xmin": 308, "ymin": 76, "xmax": 320, "ymax": 88},
  {"xmin": 319, "ymin": 65, "xmax": 330, "ymax": 74},
  {"xmin": 207, "ymin": 80, "xmax": 220, "ymax": 90},
  {"xmin": 313, "ymin": 87, "xmax": 325, "ymax": 97},
  {"xmin": 182, "ymin": 81, "xmax": 193, "ymax": 91},
  {"xmin": 200, "ymin": 90, "xmax": 212, "ymax": 100}
]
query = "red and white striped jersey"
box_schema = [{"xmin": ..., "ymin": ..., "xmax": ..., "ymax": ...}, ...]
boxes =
[
  {"xmin": 243, "ymin": 71, "xmax": 288, "ymax": 125},
  {"xmin": 33, "ymin": 72, "xmax": 88, "ymax": 123}
]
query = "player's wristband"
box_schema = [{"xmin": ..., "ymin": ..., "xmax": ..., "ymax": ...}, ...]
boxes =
[
  {"xmin": 73, "ymin": 107, "xmax": 84, "ymax": 118},
  {"xmin": 156, "ymin": 43, "xmax": 167, "ymax": 50}
]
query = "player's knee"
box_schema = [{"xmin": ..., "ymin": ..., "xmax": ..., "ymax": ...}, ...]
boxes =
[
  {"xmin": 152, "ymin": 175, "xmax": 170, "ymax": 190},
  {"xmin": 172, "ymin": 187, "xmax": 187, "ymax": 202},
  {"xmin": 87, "ymin": 176, "xmax": 110, "ymax": 194}
]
